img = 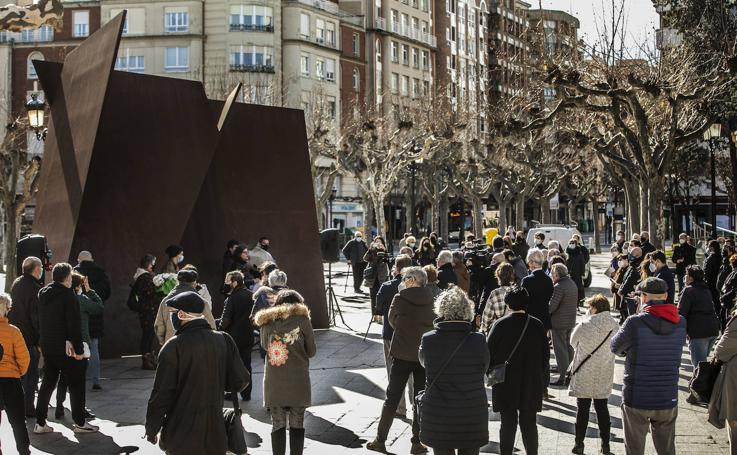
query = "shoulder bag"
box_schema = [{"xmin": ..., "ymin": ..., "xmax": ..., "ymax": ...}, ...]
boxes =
[
  {"xmin": 416, "ymin": 332, "xmax": 472, "ymax": 414},
  {"xmin": 487, "ymin": 316, "xmax": 529, "ymax": 386},
  {"xmin": 565, "ymin": 329, "xmax": 613, "ymax": 382},
  {"xmin": 223, "ymin": 396, "xmax": 248, "ymax": 454}
]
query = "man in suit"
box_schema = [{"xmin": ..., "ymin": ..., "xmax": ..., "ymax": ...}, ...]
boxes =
[
  {"xmin": 342, "ymin": 231, "xmax": 369, "ymax": 294},
  {"xmin": 521, "ymin": 249, "xmax": 554, "ymax": 395}
]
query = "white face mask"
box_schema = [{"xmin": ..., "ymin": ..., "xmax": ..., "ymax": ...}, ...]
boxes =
[
  {"xmin": 398, "ymin": 282, "xmax": 406, "ymax": 291},
  {"xmin": 617, "ymin": 260, "xmax": 625, "ymax": 268},
  {"xmin": 616, "ymin": 236, "xmax": 623, "ymax": 242},
  {"xmin": 622, "ymin": 248, "xmax": 629, "ymax": 255},
  {"xmin": 679, "ymin": 239, "xmax": 686, "ymax": 244},
  {"xmin": 649, "ymin": 263, "xmax": 657, "ymax": 273}
]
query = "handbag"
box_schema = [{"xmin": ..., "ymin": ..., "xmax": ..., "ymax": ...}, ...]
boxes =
[
  {"xmin": 223, "ymin": 396, "xmax": 248, "ymax": 454},
  {"xmin": 487, "ymin": 316, "xmax": 529, "ymax": 386},
  {"xmin": 565, "ymin": 329, "xmax": 613, "ymax": 382},
  {"xmin": 690, "ymin": 359, "xmax": 723, "ymax": 402},
  {"xmin": 416, "ymin": 332, "xmax": 472, "ymax": 414}
]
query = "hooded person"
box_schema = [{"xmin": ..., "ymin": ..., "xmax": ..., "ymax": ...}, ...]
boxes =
[
  {"xmin": 145, "ymin": 291, "xmax": 249, "ymax": 455},
  {"xmin": 155, "ymin": 269, "xmax": 216, "ymax": 346},
  {"xmin": 162, "ymin": 245, "xmax": 184, "ymax": 274}
]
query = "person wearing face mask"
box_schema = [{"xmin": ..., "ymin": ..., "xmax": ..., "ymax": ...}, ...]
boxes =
[
  {"xmin": 716, "ymin": 246, "xmax": 735, "ymax": 301},
  {"xmin": 219, "ymin": 270, "xmax": 255, "ymax": 402},
  {"xmin": 621, "ymin": 240, "xmax": 630, "ymax": 256},
  {"xmin": 606, "ymin": 245, "xmax": 620, "ymax": 278},
  {"xmin": 611, "ymin": 255, "xmax": 629, "ymax": 324},
  {"xmin": 145, "ymin": 291, "xmax": 249, "ymax": 455},
  {"xmin": 566, "ymin": 238, "xmax": 586, "ymax": 304},
  {"xmin": 639, "ymin": 231, "xmax": 656, "ymax": 255},
  {"xmin": 513, "ymin": 232, "xmax": 529, "ymax": 263},
  {"xmin": 618, "ymin": 247, "xmax": 643, "ymax": 319},
  {"xmin": 155, "ymin": 269, "xmax": 216, "ymax": 346},
  {"xmin": 672, "ymin": 233, "xmax": 697, "ymax": 292},
  {"xmin": 649, "ymin": 251, "xmax": 675, "ymax": 305},
  {"xmin": 533, "ymin": 232, "xmax": 546, "ymax": 250},
  {"xmin": 718, "ymin": 254, "xmax": 737, "ymax": 329},
  {"xmin": 614, "ymin": 230, "xmax": 626, "ymax": 253},
  {"xmin": 162, "ymin": 245, "xmax": 184, "ymax": 274},
  {"xmin": 548, "ymin": 263, "xmax": 579, "ymax": 386},
  {"xmin": 704, "ymin": 240, "xmax": 723, "ymax": 314},
  {"xmin": 249, "ymin": 236, "xmax": 275, "ymax": 270},
  {"xmin": 611, "ymin": 277, "xmax": 686, "ymax": 455}
]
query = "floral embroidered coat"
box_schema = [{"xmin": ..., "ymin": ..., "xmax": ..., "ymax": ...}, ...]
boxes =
[{"xmin": 255, "ymin": 303, "xmax": 316, "ymax": 408}]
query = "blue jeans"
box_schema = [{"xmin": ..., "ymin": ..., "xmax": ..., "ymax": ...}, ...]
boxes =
[
  {"xmin": 88, "ymin": 338, "xmax": 101, "ymax": 386},
  {"xmin": 688, "ymin": 337, "xmax": 717, "ymax": 368},
  {"xmin": 20, "ymin": 344, "xmax": 38, "ymax": 414}
]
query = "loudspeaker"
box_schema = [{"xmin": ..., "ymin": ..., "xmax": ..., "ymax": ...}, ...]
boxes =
[
  {"xmin": 16, "ymin": 234, "xmax": 51, "ymax": 283},
  {"xmin": 320, "ymin": 228, "xmax": 340, "ymax": 263}
]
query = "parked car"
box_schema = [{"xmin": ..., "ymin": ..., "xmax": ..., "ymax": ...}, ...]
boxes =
[{"xmin": 526, "ymin": 225, "xmax": 592, "ymax": 287}]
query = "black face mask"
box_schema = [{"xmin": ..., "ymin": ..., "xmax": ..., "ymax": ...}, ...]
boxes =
[
  {"xmin": 171, "ymin": 312, "xmax": 182, "ymax": 331},
  {"xmin": 260, "ymin": 243, "xmax": 269, "ymax": 251}
]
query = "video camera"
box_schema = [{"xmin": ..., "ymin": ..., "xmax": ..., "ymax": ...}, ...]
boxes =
[
  {"xmin": 376, "ymin": 251, "xmax": 396, "ymax": 266},
  {"xmin": 461, "ymin": 240, "xmax": 491, "ymax": 268}
]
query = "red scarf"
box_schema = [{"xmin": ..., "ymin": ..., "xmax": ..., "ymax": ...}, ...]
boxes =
[{"xmin": 643, "ymin": 304, "xmax": 681, "ymax": 324}]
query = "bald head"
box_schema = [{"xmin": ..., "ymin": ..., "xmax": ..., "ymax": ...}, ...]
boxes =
[
  {"xmin": 78, "ymin": 251, "xmax": 93, "ymax": 263},
  {"xmin": 630, "ymin": 247, "xmax": 643, "ymax": 259}
]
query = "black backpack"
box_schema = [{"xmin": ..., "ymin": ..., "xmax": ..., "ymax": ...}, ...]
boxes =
[{"xmin": 126, "ymin": 283, "xmax": 141, "ymax": 312}]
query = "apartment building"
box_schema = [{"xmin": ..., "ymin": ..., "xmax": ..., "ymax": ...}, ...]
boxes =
[
  {"xmin": 487, "ymin": 0, "xmax": 529, "ymax": 99},
  {"xmin": 339, "ymin": 17, "xmax": 366, "ymax": 126},
  {"xmin": 654, "ymin": 3, "xmax": 682, "ymax": 50},
  {"xmin": 526, "ymin": 8, "xmax": 579, "ymax": 100}
]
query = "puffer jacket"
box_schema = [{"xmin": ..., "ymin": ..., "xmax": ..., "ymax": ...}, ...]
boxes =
[
  {"xmin": 38, "ymin": 282, "xmax": 84, "ymax": 357},
  {"xmin": 549, "ymin": 275, "xmax": 578, "ymax": 330},
  {"xmin": 568, "ymin": 311, "xmax": 620, "ymax": 399},
  {"xmin": 418, "ymin": 321, "xmax": 489, "ymax": 450},
  {"xmin": 611, "ymin": 302, "xmax": 687, "ymax": 409},
  {"xmin": 709, "ymin": 316, "xmax": 737, "ymax": 427},
  {"xmin": 0, "ymin": 317, "xmax": 30, "ymax": 378},
  {"xmin": 678, "ymin": 281, "xmax": 720, "ymax": 340},
  {"xmin": 388, "ymin": 286, "xmax": 436, "ymax": 362}
]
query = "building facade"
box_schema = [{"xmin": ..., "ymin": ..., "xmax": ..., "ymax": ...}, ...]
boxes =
[
  {"xmin": 526, "ymin": 8, "xmax": 579, "ymax": 100},
  {"xmin": 487, "ymin": 0, "xmax": 529, "ymax": 99}
]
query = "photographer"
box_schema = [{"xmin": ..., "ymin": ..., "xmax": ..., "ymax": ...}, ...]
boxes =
[{"xmin": 364, "ymin": 237, "xmax": 391, "ymax": 317}]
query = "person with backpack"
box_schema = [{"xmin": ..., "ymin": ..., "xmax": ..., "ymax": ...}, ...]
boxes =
[{"xmin": 131, "ymin": 254, "xmax": 162, "ymax": 370}]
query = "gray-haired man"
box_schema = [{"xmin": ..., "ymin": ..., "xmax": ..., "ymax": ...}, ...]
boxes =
[{"xmin": 548, "ymin": 263, "xmax": 578, "ymax": 385}]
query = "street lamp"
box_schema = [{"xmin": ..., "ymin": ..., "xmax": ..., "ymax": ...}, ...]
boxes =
[
  {"xmin": 704, "ymin": 123, "xmax": 722, "ymax": 239},
  {"xmin": 409, "ymin": 156, "xmax": 423, "ymax": 236},
  {"xmin": 25, "ymin": 93, "xmax": 47, "ymax": 140}
]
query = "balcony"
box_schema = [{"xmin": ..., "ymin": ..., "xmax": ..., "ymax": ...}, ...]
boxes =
[
  {"xmin": 230, "ymin": 64, "xmax": 275, "ymax": 73},
  {"xmin": 389, "ymin": 21, "xmax": 437, "ymax": 47},
  {"xmin": 373, "ymin": 16, "xmax": 387, "ymax": 31},
  {"xmin": 296, "ymin": 0, "xmax": 340, "ymax": 14},
  {"xmin": 229, "ymin": 23, "xmax": 274, "ymax": 32},
  {"xmin": 315, "ymin": 36, "xmax": 337, "ymax": 49}
]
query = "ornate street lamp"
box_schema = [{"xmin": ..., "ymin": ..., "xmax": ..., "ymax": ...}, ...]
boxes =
[
  {"xmin": 25, "ymin": 93, "xmax": 47, "ymax": 140},
  {"xmin": 704, "ymin": 123, "xmax": 722, "ymax": 239}
]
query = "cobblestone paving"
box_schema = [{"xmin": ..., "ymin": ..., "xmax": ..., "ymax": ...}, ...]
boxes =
[{"xmin": 0, "ymin": 255, "xmax": 731, "ymax": 454}]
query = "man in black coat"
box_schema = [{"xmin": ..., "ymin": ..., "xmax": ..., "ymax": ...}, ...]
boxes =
[
  {"xmin": 145, "ymin": 291, "xmax": 248, "ymax": 455},
  {"xmin": 221, "ymin": 239, "xmax": 240, "ymax": 280},
  {"xmin": 520, "ymin": 249, "xmax": 553, "ymax": 393},
  {"xmin": 565, "ymin": 239, "xmax": 586, "ymax": 303},
  {"xmin": 34, "ymin": 263, "xmax": 97, "ymax": 434},
  {"xmin": 671, "ymin": 233, "xmax": 697, "ymax": 292},
  {"xmin": 342, "ymin": 231, "xmax": 369, "ymax": 294},
  {"xmin": 219, "ymin": 270, "xmax": 255, "ymax": 401},
  {"xmin": 9, "ymin": 256, "xmax": 42, "ymax": 416},
  {"xmin": 704, "ymin": 240, "xmax": 722, "ymax": 314},
  {"xmin": 437, "ymin": 251, "xmax": 458, "ymax": 290},
  {"xmin": 618, "ymin": 247, "xmax": 643, "ymax": 318},
  {"xmin": 74, "ymin": 251, "xmax": 110, "ymax": 391},
  {"xmin": 640, "ymin": 231, "xmax": 656, "ymax": 255}
]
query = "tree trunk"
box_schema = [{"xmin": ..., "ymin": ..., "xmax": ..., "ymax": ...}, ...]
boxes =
[
  {"xmin": 639, "ymin": 181, "xmax": 648, "ymax": 235},
  {"xmin": 439, "ymin": 196, "xmax": 449, "ymax": 240},
  {"xmin": 498, "ymin": 199, "xmax": 508, "ymax": 231},
  {"xmin": 372, "ymin": 194, "xmax": 387, "ymax": 241},
  {"xmin": 514, "ymin": 197, "xmax": 525, "ymax": 231},
  {"xmin": 429, "ymin": 198, "xmax": 438, "ymax": 235},
  {"xmin": 471, "ymin": 195, "xmax": 484, "ymax": 238},
  {"xmin": 540, "ymin": 198, "xmax": 551, "ymax": 224},
  {"xmin": 364, "ymin": 200, "xmax": 375, "ymax": 242},
  {"xmin": 591, "ymin": 197, "xmax": 601, "ymax": 253},
  {"xmin": 647, "ymin": 178, "xmax": 666, "ymax": 249},
  {"xmin": 624, "ymin": 179, "xmax": 640, "ymax": 236},
  {"xmin": 3, "ymin": 207, "xmax": 18, "ymax": 292}
]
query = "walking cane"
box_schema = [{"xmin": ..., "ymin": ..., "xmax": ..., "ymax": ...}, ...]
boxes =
[{"xmin": 344, "ymin": 262, "xmax": 351, "ymax": 293}]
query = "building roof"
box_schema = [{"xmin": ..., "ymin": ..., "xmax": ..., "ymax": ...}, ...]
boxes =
[{"xmin": 526, "ymin": 9, "xmax": 580, "ymax": 29}]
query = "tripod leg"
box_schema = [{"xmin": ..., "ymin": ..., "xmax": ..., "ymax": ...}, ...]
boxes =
[
  {"xmin": 330, "ymin": 287, "xmax": 353, "ymax": 331},
  {"xmin": 362, "ymin": 315, "xmax": 374, "ymax": 342},
  {"xmin": 344, "ymin": 262, "xmax": 351, "ymax": 293}
]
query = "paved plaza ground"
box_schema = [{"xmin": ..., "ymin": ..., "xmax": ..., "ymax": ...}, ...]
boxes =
[{"xmin": 0, "ymin": 254, "xmax": 733, "ymax": 454}]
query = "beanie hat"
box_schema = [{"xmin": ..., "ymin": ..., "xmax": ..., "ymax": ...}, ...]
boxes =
[{"xmin": 165, "ymin": 245, "xmax": 184, "ymax": 258}]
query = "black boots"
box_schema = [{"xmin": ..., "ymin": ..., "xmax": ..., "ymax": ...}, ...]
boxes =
[
  {"xmin": 289, "ymin": 428, "xmax": 305, "ymax": 455},
  {"xmin": 271, "ymin": 428, "xmax": 287, "ymax": 455}
]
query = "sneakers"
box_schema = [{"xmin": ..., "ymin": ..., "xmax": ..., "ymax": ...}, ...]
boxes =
[
  {"xmin": 33, "ymin": 423, "xmax": 53, "ymax": 434},
  {"xmin": 366, "ymin": 439, "xmax": 387, "ymax": 453},
  {"xmin": 410, "ymin": 442, "xmax": 428, "ymax": 454},
  {"xmin": 83, "ymin": 408, "xmax": 96, "ymax": 419},
  {"xmin": 73, "ymin": 422, "xmax": 99, "ymax": 433}
]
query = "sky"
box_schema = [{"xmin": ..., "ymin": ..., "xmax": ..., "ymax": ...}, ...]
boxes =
[{"xmin": 534, "ymin": 0, "xmax": 660, "ymax": 57}]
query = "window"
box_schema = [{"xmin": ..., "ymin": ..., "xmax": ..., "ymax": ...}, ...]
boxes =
[
  {"xmin": 326, "ymin": 59, "xmax": 335, "ymax": 82},
  {"xmin": 412, "ymin": 17, "xmax": 419, "ymax": 31},
  {"xmin": 112, "ymin": 8, "xmax": 144, "ymax": 35},
  {"xmin": 401, "ymin": 44, "xmax": 409, "ymax": 65},
  {"xmin": 327, "ymin": 96, "xmax": 336, "ymax": 119},
  {"xmin": 352, "ymin": 68, "xmax": 360, "ymax": 91},
  {"xmin": 316, "ymin": 19, "xmax": 325, "ymax": 43},
  {"xmin": 164, "ymin": 9, "xmax": 189, "ymax": 33},
  {"xmin": 230, "ymin": 45, "xmax": 274, "ymax": 71},
  {"xmin": 421, "ymin": 0, "xmax": 428, "ymax": 11},
  {"xmin": 300, "ymin": 53, "xmax": 310, "ymax": 77},
  {"xmin": 391, "ymin": 9, "xmax": 399, "ymax": 25},
  {"xmin": 412, "ymin": 78, "xmax": 419, "ymax": 97},
  {"xmin": 412, "ymin": 0, "xmax": 418, "ymax": 8},
  {"xmin": 27, "ymin": 52, "xmax": 43, "ymax": 79},
  {"xmin": 165, "ymin": 47, "xmax": 189, "ymax": 72},
  {"xmin": 315, "ymin": 58, "xmax": 325, "ymax": 80},
  {"xmin": 401, "ymin": 75, "xmax": 409, "ymax": 96},
  {"xmin": 451, "ymin": 25, "xmax": 456, "ymax": 41},
  {"xmin": 423, "ymin": 80, "xmax": 430, "ymax": 96},
  {"xmin": 230, "ymin": 5, "xmax": 273, "ymax": 31},
  {"xmin": 300, "ymin": 13, "xmax": 310, "ymax": 38},
  {"xmin": 391, "ymin": 41, "xmax": 398, "ymax": 62},
  {"xmin": 421, "ymin": 50, "xmax": 429, "ymax": 69},
  {"xmin": 391, "ymin": 73, "xmax": 399, "ymax": 93},
  {"xmin": 352, "ymin": 33, "xmax": 360, "ymax": 55},
  {"xmin": 115, "ymin": 52, "xmax": 145, "ymax": 73},
  {"xmin": 73, "ymin": 10, "xmax": 89, "ymax": 37},
  {"xmin": 412, "ymin": 48, "xmax": 419, "ymax": 68},
  {"xmin": 421, "ymin": 20, "xmax": 429, "ymax": 33},
  {"xmin": 326, "ymin": 22, "xmax": 336, "ymax": 46}
]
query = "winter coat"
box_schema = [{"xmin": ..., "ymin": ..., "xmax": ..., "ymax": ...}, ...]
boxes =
[
  {"xmin": 717, "ymin": 265, "xmax": 734, "ymax": 300},
  {"xmin": 641, "ymin": 241, "xmax": 656, "ymax": 256},
  {"xmin": 145, "ymin": 319, "xmax": 248, "ymax": 455},
  {"xmin": 376, "ymin": 277, "xmax": 401, "ymax": 341},
  {"xmin": 8, "ymin": 274, "xmax": 41, "ymax": 346},
  {"xmin": 417, "ymin": 246, "xmax": 436, "ymax": 267},
  {"xmin": 610, "ymin": 302, "xmax": 687, "ymax": 410},
  {"xmin": 672, "ymin": 242, "xmax": 697, "ymax": 274},
  {"xmin": 363, "ymin": 247, "xmax": 390, "ymax": 287},
  {"xmin": 427, "ymin": 283, "xmax": 442, "ymax": 301},
  {"xmin": 437, "ymin": 263, "xmax": 458, "ymax": 290},
  {"xmin": 720, "ymin": 269, "xmax": 737, "ymax": 314},
  {"xmin": 255, "ymin": 303, "xmax": 316, "ymax": 408},
  {"xmin": 77, "ymin": 290, "xmax": 104, "ymax": 344},
  {"xmin": 705, "ymin": 250, "xmax": 723, "ymax": 307},
  {"xmin": 222, "ymin": 250, "xmax": 237, "ymax": 279},
  {"xmin": 654, "ymin": 266, "xmax": 676, "ymax": 304},
  {"xmin": 342, "ymin": 238, "xmax": 369, "ymax": 266},
  {"xmin": 612, "ymin": 265, "xmax": 628, "ymax": 311},
  {"xmin": 219, "ymin": 286, "xmax": 255, "ymax": 351},
  {"xmin": 566, "ymin": 246, "xmax": 586, "ymax": 280},
  {"xmin": 0, "ymin": 317, "xmax": 30, "ymax": 379},
  {"xmin": 38, "ymin": 282, "xmax": 84, "ymax": 357},
  {"xmin": 512, "ymin": 240, "xmax": 529, "ymax": 265},
  {"xmin": 74, "ymin": 260, "xmax": 111, "ymax": 339},
  {"xmin": 249, "ymin": 245, "xmax": 275, "ymax": 270},
  {"xmin": 619, "ymin": 258, "xmax": 643, "ymax": 298},
  {"xmin": 487, "ymin": 313, "xmax": 548, "ymax": 412},
  {"xmin": 155, "ymin": 283, "xmax": 217, "ymax": 345},
  {"xmin": 549, "ymin": 275, "xmax": 578, "ymax": 330},
  {"xmin": 709, "ymin": 316, "xmax": 737, "ymax": 427},
  {"xmin": 511, "ymin": 257, "xmax": 529, "ymax": 284},
  {"xmin": 678, "ymin": 282, "xmax": 720, "ymax": 340},
  {"xmin": 521, "ymin": 269, "xmax": 554, "ymax": 329},
  {"xmin": 388, "ymin": 286, "xmax": 436, "ymax": 362},
  {"xmin": 418, "ymin": 321, "xmax": 489, "ymax": 450},
  {"xmin": 568, "ymin": 311, "xmax": 619, "ymax": 399},
  {"xmin": 132, "ymin": 269, "xmax": 162, "ymax": 320},
  {"xmin": 453, "ymin": 263, "xmax": 471, "ymax": 293}
]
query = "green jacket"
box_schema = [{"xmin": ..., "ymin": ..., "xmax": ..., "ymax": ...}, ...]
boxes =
[{"xmin": 77, "ymin": 290, "xmax": 104, "ymax": 343}]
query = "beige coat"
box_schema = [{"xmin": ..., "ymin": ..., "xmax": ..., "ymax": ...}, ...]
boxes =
[
  {"xmin": 154, "ymin": 284, "xmax": 216, "ymax": 346},
  {"xmin": 709, "ymin": 317, "xmax": 737, "ymax": 427},
  {"xmin": 568, "ymin": 311, "xmax": 620, "ymax": 399}
]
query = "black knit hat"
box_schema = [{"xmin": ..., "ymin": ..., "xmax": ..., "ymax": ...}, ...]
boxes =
[
  {"xmin": 492, "ymin": 236, "xmax": 505, "ymax": 249},
  {"xmin": 504, "ymin": 286, "xmax": 529, "ymax": 311},
  {"xmin": 165, "ymin": 244, "xmax": 183, "ymax": 258},
  {"xmin": 167, "ymin": 291, "xmax": 205, "ymax": 314}
]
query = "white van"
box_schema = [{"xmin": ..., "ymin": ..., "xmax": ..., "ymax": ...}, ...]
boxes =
[{"xmin": 526, "ymin": 225, "xmax": 592, "ymax": 287}]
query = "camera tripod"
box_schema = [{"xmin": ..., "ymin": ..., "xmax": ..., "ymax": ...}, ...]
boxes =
[{"xmin": 326, "ymin": 262, "xmax": 352, "ymax": 330}]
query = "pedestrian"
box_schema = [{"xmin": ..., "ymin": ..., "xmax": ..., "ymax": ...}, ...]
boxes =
[
  {"xmin": 418, "ymin": 286, "xmax": 489, "ymax": 455},
  {"xmin": 605, "ymin": 245, "xmax": 619, "ymax": 278},
  {"xmin": 705, "ymin": 240, "xmax": 723, "ymax": 314},
  {"xmin": 34, "ymin": 263, "xmax": 98, "ymax": 434},
  {"xmin": 162, "ymin": 245, "xmax": 185, "ymax": 274},
  {"xmin": 221, "ymin": 239, "xmax": 240, "ymax": 279},
  {"xmin": 155, "ymin": 269, "xmax": 217, "ymax": 346},
  {"xmin": 377, "ymin": 255, "xmax": 416, "ymax": 419},
  {"xmin": 417, "ymin": 237, "xmax": 436, "ymax": 267},
  {"xmin": 672, "ymin": 233, "xmax": 697, "ymax": 292},
  {"xmin": 614, "ymin": 230, "xmax": 626, "ymax": 253},
  {"xmin": 548, "ymin": 263, "xmax": 578, "ymax": 386},
  {"xmin": 565, "ymin": 238, "xmax": 586, "ymax": 303},
  {"xmin": 647, "ymin": 251, "xmax": 675, "ymax": 304},
  {"xmin": 512, "ymin": 232, "xmax": 529, "ymax": 262},
  {"xmin": 8, "ymin": 256, "xmax": 42, "ymax": 416},
  {"xmin": 342, "ymin": 231, "xmax": 369, "ymax": 294},
  {"xmin": 618, "ymin": 247, "xmax": 643, "ymax": 318},
  {"xmin": 131, "ymin": 254, "xmax": 162, "ymax": 370},
  {"xmin": 364, "ymin": 236, "xmax": 391, "ymax": 318},
  {"xmin": 406, "ymin": 235, "xmax": 418, "ymax": 251},
  {"xmin": 437, "ymin": 250, "xmax": 458, "ymax": 290},
  {"xmin": 677, "ymin": 265, "xmax": 720, "ymax": 403},
  {"xmin": 640, "ymin": 231, "xmax": 656, "ymax": 255},
  {"xmin": 487, "ymin": 287, "xmax": 548, "ymax": 455},
  {"xmin": 720, "ymin": 254, "xmax": 737, "ymax": 329},
  {"xmin": 708, "ymin": 307, "xmax": 737, "ymax": 453},
  {"xmin": 252, "ymin": 268, "xmax": 288, "ymax": 319},
  {"xmin": 0, "ymin": 292, "xmax": 31, "ymax": 455},
  {"xmin": 452, "ymin": 251, "xmax": 470, "ymax": 293},
  {"xmin": 533, "ymin": 232, "xmax": 546, "ymax": 250},
  {"xmin": 424, "ymin": 265, "xmax": 443, "ymax": 301},
  {"xmin": 220, "ymin": 270, "xmax": 255, "ymax": 402},
  {"xmin": 480, "ymin": 263, "xmax": 515, "ymax": 334},
  {"xmin": 255, "ymin": 290, "xmax": 317, "ymax": 455},
  {"xmin": 568, "ymin": 294, "xmax": 619, "ymax": 455},
  {"xmin": 74, "ymin": 251, "xmax": 110, "ymax": 391},
  {"xmin": 611, "ymin": 277, "xmax": 686, "ymax": 455},
  {"xmin": 145, "ymin": 291, "xmax": 249, "ymax": 455},
  {"xmin": 367, "ymin": 267, "xmax": 436, "ymax": 454},
  {"xmin": 249, "ymin": 236, "xmax": 275, "ymax": 270},
  {"xmin": 521, "ymin": 249, "xmax": 553, "ymax": 394},
  {"xmin": 611, "ymin": 254, "xmax": 629, "ymax": 323}
]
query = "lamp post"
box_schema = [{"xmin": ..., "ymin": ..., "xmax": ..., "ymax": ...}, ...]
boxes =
[
  {"xmin": 408, "ymin": 156, "xmax": 423, "ymax": 236},
  {"xmin": 704, "ymin": 123, "xmax": 722, "ymax": 239},
  {"xmin": 25, "ymin": 93, "xmax": 47, "ymax": 141}
]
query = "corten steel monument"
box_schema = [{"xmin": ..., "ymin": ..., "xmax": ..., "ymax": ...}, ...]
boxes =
[{"xmin": 32, "ymin": 12, "xmax": 328, "ymax": 357}]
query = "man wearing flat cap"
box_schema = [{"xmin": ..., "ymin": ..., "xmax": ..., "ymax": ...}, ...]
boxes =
[
  {"xmin": 611, "ymin": 277, "xmax": 687, "ymax": 455},
  {"xmin": 145, "ymin": 291, "xmax": 249, "ymax": 455},
  {"xmin": 154, "ymin": 268, "xmax": 216, "ymax": 345}
]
